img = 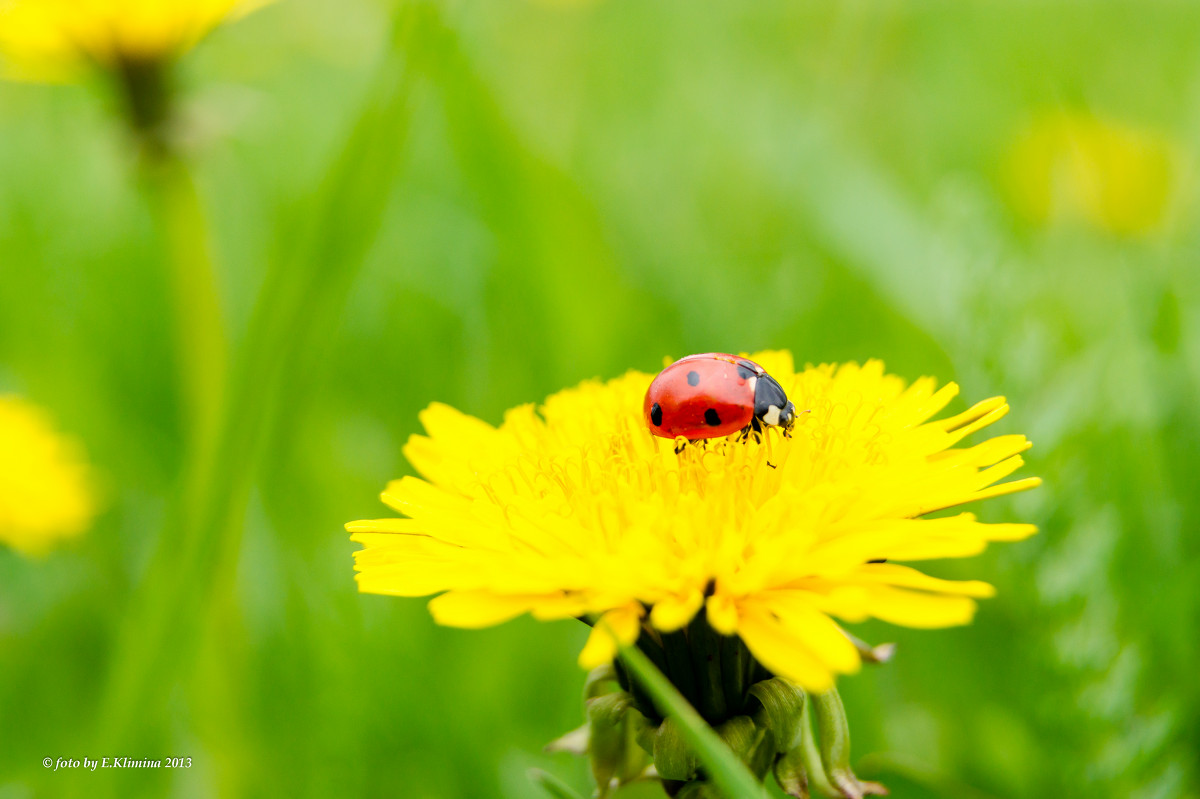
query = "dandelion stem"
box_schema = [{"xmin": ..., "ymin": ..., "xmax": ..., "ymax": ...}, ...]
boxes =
[
  {"xmin": 117, "ymin": 56, "xmax": 174, "ymax": 157},
  {"xmin": 618, "ymin": 643, "xmax": 767, "ymax": 799},
  {"xmin": 143, "ymin": 155, "xmax": 227, "ymax": 446}
]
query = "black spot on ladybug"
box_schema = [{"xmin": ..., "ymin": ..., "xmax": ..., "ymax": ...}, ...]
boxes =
[
  {"xmin": 704, "ymin": 408, "xmax": 721, "ymax": 426},
  {"xmin": 650, "ymin": 402, "xmax": 663, "ymax": 427},
  {"xmin": 686, "ymin": 370, "xmax": 700, "ymax": 386},
  {"xmin": 737, "ymin": 364, "xmax": 754, "ymax": 380}
]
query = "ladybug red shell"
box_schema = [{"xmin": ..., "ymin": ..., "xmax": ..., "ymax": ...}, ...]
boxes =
[{"xmin": 643, "ymin": 353, "xmax": 797, "ymax": 442}]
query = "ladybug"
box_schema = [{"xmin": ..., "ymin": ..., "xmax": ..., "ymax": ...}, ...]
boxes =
[{"xmin": 643, "ymin": 353, "xmax": 798, "ymax": 445}]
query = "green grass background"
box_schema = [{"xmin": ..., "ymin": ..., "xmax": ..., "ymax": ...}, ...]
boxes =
[{"xmin": 2, "ymin": 1, "xmax": 1198, "ymax": 797}]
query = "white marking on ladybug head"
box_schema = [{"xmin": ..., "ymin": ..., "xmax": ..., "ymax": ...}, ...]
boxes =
[
  {"xmin": 762, "ymin": 404, "xmax": 781, "ymax": 426},
  {"xmin": 747, "ymin": 376, "xmax": 757, "ymax": 394}
]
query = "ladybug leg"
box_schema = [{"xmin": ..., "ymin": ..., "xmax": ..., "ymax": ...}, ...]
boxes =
[
  {"xmin": 673, "ymin": 437, "xmax": 690, "ymax": 455},
  {"xmin": 739, "ymin": 418, "xmax": 763, "ymax": 443}
]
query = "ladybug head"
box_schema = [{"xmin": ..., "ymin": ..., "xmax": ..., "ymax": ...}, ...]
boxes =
[
  {"xmin": 777, "ymin": 401, "xmax": 797, "ymax": 433},
  {"xmin": 752, "ymin": 374, "xmax": 796, "ymax": 433}
]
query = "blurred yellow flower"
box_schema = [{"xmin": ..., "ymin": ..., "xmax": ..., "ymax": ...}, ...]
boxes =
[
  {"xmin": 1007, "ymin": 111, "xmax": 1177, "ymax": 236},
  {"xmin": 0, "ymin": 395, "xmax": 96, "ymax": 556},
  {"xmin": 349, "ymin": 353, "xmax": 1040, "ymax": 692},
  {"xmin": 0, "ymin": 0, "xmax": 267, "ymax": 80}
]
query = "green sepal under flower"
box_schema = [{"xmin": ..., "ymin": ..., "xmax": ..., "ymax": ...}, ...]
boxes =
[
  {"xmin": 748, "ymin": 678, "xmax": 807, "ymax": 752},
  {"xmin": 716, "ymin": 715, "xmax": 776, "ymax": 781},
  {"xmin": 657, "ymin": 713, "xmax": 776, "ymax": 796},
  {"xmin": 807, "ymin": 691, "xmax": 887, "ymax": 799},
  {"xmin": 551, "ymin": 660, "xmax": 886, "ymax": 798},
  {"xmin": 591, "ymin": 693, "xmax": 651, "ymax": 794},
  {"xmin": 654, "ymin": 715, "xmax": 701, "ymax": 782},
  {"xmin": 651, "ymin": 680, "xmax": 883, "ymax": 798},
  {"xmin": 774, "ymin": 745, "xmax": 811, "ymax": 799},
  {"xmin": 548, "ymin": 665, "xmax": 653, "ymax": 797},
  {"xmin": 771, "ymin": 688, "xmax": 887, "ymax": 799}
]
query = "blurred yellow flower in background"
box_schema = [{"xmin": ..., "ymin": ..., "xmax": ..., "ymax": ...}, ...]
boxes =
[
  {"xmin": 0, "ymin": 0, "xmax": 269, "ymax": 141},
  {"xmin": 1007, "ymin": 111, "xmax": 1178, "ymax": 236},
  {"xmin": 349, "ymin": 352, "xmax": 1040, "ymax": 693},
  {"xmin": 0, "ymin": 0, "xmax": 267, "ymax": 81},
  {"xmin": 0, "ymin": 395, "xmax": 96, "ymax": 556}
]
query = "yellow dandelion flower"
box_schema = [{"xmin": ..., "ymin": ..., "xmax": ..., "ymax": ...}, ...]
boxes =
[
  {"xmin": 0, "ymin": 0, "xmax": 268, "ymax": 81},
  {"xmin": 0, "ymin": 395, "xmax": 97, "ymax": 556},
  {"xmin": 1007, "ymin": 110, "xmax": 1177, "ymax": 236},
  {"xmin": 348, "ymin": 353, "xmax": 1040, "ymax": 693}
]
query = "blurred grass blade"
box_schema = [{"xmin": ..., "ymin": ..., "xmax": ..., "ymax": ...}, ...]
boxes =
[
  {"xmin": 619, "ymin": 643, "xmax": 767, "ymax": 799},
  {"xmin": 90, "ymin": 1, "xmax": 439, "ymax": 788},
  {"xmin": 420, "ymin": 14, "xmax": 648, "ymax": 392},
  {"xmin": 529, "ymin": 768, "xmax": 587, "ymax": 799}
]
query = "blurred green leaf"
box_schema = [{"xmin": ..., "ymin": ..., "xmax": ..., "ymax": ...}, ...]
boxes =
[{"xmin": 529, "ymin": 768, "xmax": 587, "ymax": 799}]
